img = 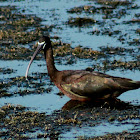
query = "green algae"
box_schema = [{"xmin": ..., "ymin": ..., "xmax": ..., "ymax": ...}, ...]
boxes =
[
  {"xmin": 53, "ymin": 44, "xmax": 103, "ymax": 59},
  {"xmin": 99, "ymin": 46, "xmax": 135, "ymax": 55},
  {"xmin": 78, "ymin": 131, "xmax": 140, "ymax": 140},
  {"xmin": 0, "ymin": 6, "xmax": 53, "ymax": 45},
  {"xmin": 0, "ymin": 74, "xmax": 52, "ymax": 98},
  {"xmin": 91, "ymin": 60, "xmax": 140, "ymax": 72},
  {"xmin": 0, "ymin": 40, "xmax": 103, "ymax": 60},
  {"xmin": 67, "ymin": 5, "xmax": 96, "ymax": 14},
  {"xmin": 67, "ymin": 2, "xmax": 130, "ymax": 20},
  {"xmin": 136, "ymin": 28, "xmax": 140, "ymax": 34},
  {"xmin": 97, "ymin": 0, "xmax": 131, "ymax": 6},
  {"xmin": 67, "ymin": 17, "xmax": 96, "ymax": 27},
  {"xmin": 0, "ymin": 67, "xmax": 16, "ymax": 74}
]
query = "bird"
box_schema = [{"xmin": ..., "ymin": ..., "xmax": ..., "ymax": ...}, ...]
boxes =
[{"xmin": 25, "ymin": 36, "xmax": 140, "ymax": 101}]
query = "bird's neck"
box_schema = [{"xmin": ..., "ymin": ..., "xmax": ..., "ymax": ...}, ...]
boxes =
[{"xmin": 44, "ymin": 46, "xmax": 58, "ymax": 82}]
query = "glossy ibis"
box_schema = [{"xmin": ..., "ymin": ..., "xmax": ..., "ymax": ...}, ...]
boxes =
[{"xmin": 25, "ymin": 36, "xmax": 140, "ymax": 101}]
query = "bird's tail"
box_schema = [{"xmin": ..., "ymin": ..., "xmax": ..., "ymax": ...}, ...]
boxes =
[
  {"xmin": 129, "ymin": 81, "xmax": 140, "ymax": 89},
  {"xmin": 116, "ymin": 78, "xmax": 140, "ymax": 90}
]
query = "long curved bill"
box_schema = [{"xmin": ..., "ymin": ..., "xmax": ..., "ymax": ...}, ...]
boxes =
[{"xmin": 25, "ymin": 42, "xmax": 44, "ymax": 79}]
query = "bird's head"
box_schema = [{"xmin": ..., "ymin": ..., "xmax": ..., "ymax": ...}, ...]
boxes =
[
  {"xmin": 38, "ymin": 36, "xmax": 51, "ymax": 50},
  {"xmin": 25, "ymin": 36, "xmax": 51, "ymax": 79}
]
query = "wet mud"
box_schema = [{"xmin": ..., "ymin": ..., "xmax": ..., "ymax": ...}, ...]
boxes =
[
  {"xmin": 0, "ymin": 100, "xmax": 139, "ymax": 139},
  {"xmin": 0, "ymin": 0, "xmax": 140, "ymax": 139}
]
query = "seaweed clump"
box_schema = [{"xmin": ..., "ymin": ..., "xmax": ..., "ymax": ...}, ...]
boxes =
[
  {"xmin": 79, "ymin": 131, "xmax": 140, "ymax": 140},
  {"xmin": 0, "ymin": 6, "xmax": 53, "ymax": 45},
  {"xmin": 0, "ymin": 102, "xmax": 139, "ymax": 139},
  {"xmin": 0, "ymin": 104, "xmax": 46, "ymax": 139},
  {"xmin": 53, "ymin": 43, "xmax": 103, "ymax": 59},
  {"xmin": 97, "ymin": 0, "xmax": 131, "ymax": 6},
  {"xmin": 67, "ymin": 17, "xmax": 96, "ymax": 27}
]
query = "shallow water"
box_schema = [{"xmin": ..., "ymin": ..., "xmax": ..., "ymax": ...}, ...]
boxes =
[
  {"xmin": 0, "ymin": 0, "xmax": 140, "ymax": 139},
  {"xmin": 62, "ymin": 119, "xmax": 140, "ymax": 138}
]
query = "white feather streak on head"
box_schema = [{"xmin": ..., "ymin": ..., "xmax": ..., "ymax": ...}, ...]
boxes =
[
  {"xmin": 38, "ymin": 41, "xmax": 46, "ymax": 49},
  {"xmin": 37, "ymin": 41, "xmax": 45, "ymax": 46}
]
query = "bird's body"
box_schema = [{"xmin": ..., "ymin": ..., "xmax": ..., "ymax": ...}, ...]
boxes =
[
  {"xmin": 25, "ymin": 36, "xmax": 140, "ymax": 101},
  {"xmin": 49, "ymin": 69, "xmax": 140, "ymax": 101}
]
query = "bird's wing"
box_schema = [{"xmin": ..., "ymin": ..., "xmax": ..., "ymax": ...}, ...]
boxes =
[
  {"xmin": 92, "ymin": 71, "xmax": 140, "ymax": 90},
  {"xmin": 60, "ymin": 70, "xmax": 140, "ymax": 99},
  {"xmin": 61, "ymin": 70, "xmax": 121, "ymax": 98}
]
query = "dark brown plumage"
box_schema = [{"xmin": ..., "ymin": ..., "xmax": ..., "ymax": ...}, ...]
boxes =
[{"xmin": 25, "ymin": 36, "xmax": 140, "ymax": 101}]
